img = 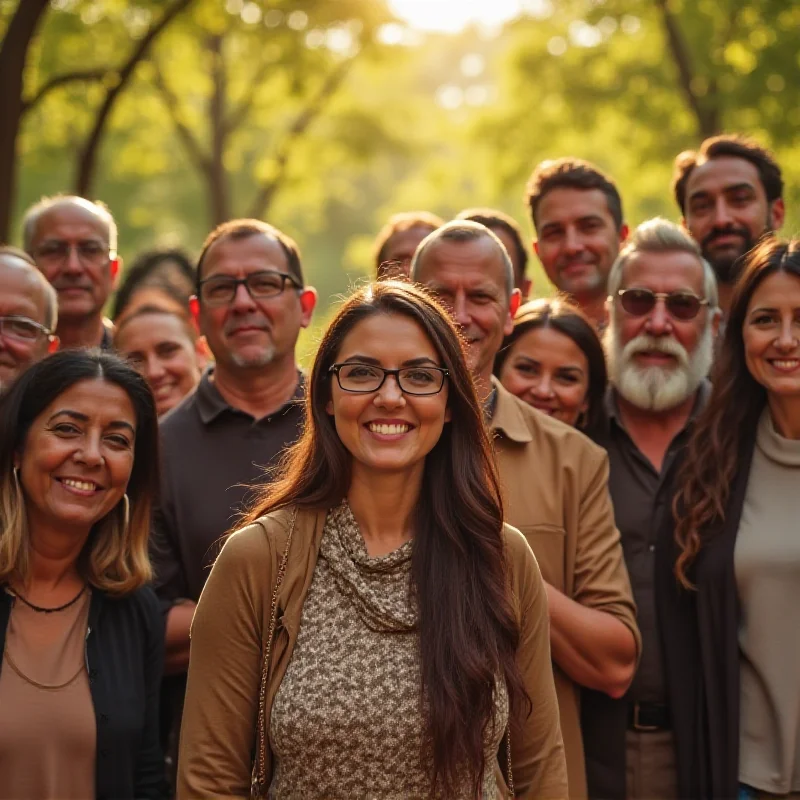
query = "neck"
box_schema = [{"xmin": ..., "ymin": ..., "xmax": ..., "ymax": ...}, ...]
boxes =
[
  {"xmin": 717, "ymin": 283, "xmax": 734, "ymax": 319},
  {"xmin": 212, "ymin": 354, "xmax": 299, "ymax": 419},
  {"xmin": 56, "ymin": 314, "xmax": 106, "ymax": 349},
  {"xmin": 347, "ymin": 463, "xmax": 422, "ymax": 556},
  {"xmin": 766, "ymin": 395, "xmax": 800, "ymax": 440},
  {"xmin": 576, "ymin": 294, "xmax": 608, "ymax": 330},
  {"xmin": 21, "ymin": 521, "xmax": 90, "ymax": 594}
]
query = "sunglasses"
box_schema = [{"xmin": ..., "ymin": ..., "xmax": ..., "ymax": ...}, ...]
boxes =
[{"xmin": 616, "ymin": 288, "xmax": 709, "ymax": 321}]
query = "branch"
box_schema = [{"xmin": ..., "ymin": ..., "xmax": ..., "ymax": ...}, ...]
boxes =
[
  {"xmin": 21, "ymin": 68, "xmax": 107, "ymax": 115},
  {"xmin": 224, "ymin": 56, "xmax": 277, "ymax": 136},
  {"xmin": 653, "ymin": 0, "xmax": 719, "ymax": 137},
  {"xmin": 150, "ymin": 58, "xmax": 210, "ymax": 175},
  {"xmin": 248, "ymin": 56, "xmax": 356, "ymax": 219},
  {"xmin": 74, "ymin": 0, "xmax": 196, "ymax": 194}
]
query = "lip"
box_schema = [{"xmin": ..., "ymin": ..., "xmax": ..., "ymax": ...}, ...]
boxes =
[
  {"xmin": 363, "ymin": 418, "xmax": 416, "ymax": 440},
  {"xmin": 227, "ymin": 326, "xmax": 266, "ymax": 336},
  {"xmin": 529, "ymin": 401, "xmax": 558, "ymax": 415},
  {"xmin": 55, "ymin": 476, "xmax": 104, "ymax": 496},
  {"xmin": 708, "ymin": 234, "xmax": 744, "ymax": 248},
  {"xmin": 768, "ymin": 358, "xmax": 800, "ymax": 373},
  {"xmin": 634, "ymin": 351, "xmax": 676, "ymax": 364},
  {"xmin": 560, "ymin": 261, "xmax": 595, "ymax": 278}
]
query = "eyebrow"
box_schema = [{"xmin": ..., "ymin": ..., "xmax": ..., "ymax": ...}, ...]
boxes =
[
  {"xmin": 340, "ymin": 355, "xmax": 441, "ymax": 367},
  {"xmin": 48, "ymin": 409, "xmax": 136, "ymax": 434},
  {"xmin": 515, "ymin": 355, "xmax": 584, "ymax": 374},
  {"xmin": 688, "ymin": 182, "xmax": 755, "ymax": 202}
]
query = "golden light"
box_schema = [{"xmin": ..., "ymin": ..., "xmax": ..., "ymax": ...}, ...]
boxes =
[{"xmin": 387, "ymin": 0, "xmax": 526, "ymax": 33}]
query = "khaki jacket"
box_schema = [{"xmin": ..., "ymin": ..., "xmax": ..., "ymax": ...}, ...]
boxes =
[
  {"xmin": 177, "ymin": 506, "xmax": 568, "ymax": 799},
  {"xmin": 490, "ymin": 379, "xmax": 641, "ymax": 799}
]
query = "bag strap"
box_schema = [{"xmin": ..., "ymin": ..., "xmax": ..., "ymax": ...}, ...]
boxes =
[
  {"xmin": 250, "ymin": 508, "xmax": 297, "ymax": 799},
  {"xmin": 506, "ymin": 725, "xmax": 515, "ymax": 798}
]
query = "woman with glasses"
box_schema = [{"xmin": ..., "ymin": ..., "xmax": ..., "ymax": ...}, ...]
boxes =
[
  {"xmin": 494, "ymin": 297, "xmax": 607, "ymax": 433},
  {"xmin": 657, "ymin": 238, "xmax": 800, "ymax": 799},
  {"xmin": 0, "ymin": 350, "xmax": 166, "ymax": 799},
  {"xmin": 178, "ymin": 281, "xmax": 568, "ymax": 799}
]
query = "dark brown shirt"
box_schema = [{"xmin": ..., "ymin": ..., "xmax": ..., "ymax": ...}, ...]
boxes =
[
  {"xmin": 592, "ymin": 382, "xmax": 709, "ymax": 704},
  {"xmin": 151, "ymin": 369, "xmax": 305, "ymax": 605}
]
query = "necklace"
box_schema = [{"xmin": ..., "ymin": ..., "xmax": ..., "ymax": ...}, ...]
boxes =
[{"xmin": 9, "ymin": 584, "xmax": 87, "ymax": 614}]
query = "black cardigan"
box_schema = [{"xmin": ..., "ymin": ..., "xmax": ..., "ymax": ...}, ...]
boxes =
[
  {"xmin": 0, "ymin": 584, "xmax": 168, "ymax": 800},
  {"xmin": 654, "ymin": 427, "xmax": 758, "ymax": 800}
]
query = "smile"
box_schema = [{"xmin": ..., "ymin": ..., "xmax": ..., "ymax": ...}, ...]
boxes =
[
  {"xmin": 367, "ymin": 422, "xmax": 411, "ymax": 435},
  {"xmin": 58, "ymin": 477, "xmax": 101, "ymax": 494},
  {"xmin": 770, "ymin": 359, "xmax": 800, "ymax": 371}
]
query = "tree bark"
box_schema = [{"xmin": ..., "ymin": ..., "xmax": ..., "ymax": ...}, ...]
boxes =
[
  {"xmin": 74, "ymin": 0, "xmax": 195, "ymax": 196},
  {"xmin": 653, "ymin": 0, "xmax": 720, "ymax": 138},
  {"xmin": 208, "ymin": 34, "xmax": 230, "ymax": 226},
  {"xmin": 0, "ymin": 0, "xmax": 51, "ymax": 242}
]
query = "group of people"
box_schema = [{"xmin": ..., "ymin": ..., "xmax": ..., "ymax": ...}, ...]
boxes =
[{"xmin": 0, "ymin": 131, "xmax": 797, "ymax": 800}]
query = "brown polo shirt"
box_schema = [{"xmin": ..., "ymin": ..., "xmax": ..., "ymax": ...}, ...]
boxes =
[
  {"xmin": 592, "ymin": 381, "xmax": 710, "ymax": 705},
  {"xmin": 151, "ymin": 369, "xmax": 305, "ymax": 605}
]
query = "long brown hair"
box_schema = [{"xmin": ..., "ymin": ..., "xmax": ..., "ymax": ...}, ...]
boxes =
[
  {"xmin": 242, "ymin": 280, "xmax": 529, "ymax": 795},
  {"xmin": 673, "ymin": 237, "xmax": 800, "ymax": 587}
]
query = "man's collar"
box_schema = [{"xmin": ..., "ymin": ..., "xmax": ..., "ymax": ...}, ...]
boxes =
[
  {"xmin": 196, "ymin": 368, "xmax": 305, "ymax": 425},
  {"xmin": 487, "ymin": 376, "xmax": 533, "ymax": 443}
]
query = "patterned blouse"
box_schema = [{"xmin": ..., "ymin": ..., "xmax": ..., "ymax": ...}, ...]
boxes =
[{"xmin": 269, "ymin": 501, "xmax": 508, "ymax": 799}]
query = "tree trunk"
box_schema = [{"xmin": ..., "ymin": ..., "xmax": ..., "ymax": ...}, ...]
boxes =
[
  {"xmin": 0, "ymin": 0, "xmax": 51, "ymax": 242},
  {"xmin": 74, "ymin": 0, "xmax": 195, "ymax": 196},
  {"xmin": 207, "ymin": 34, "xmax": 230, "ymax": 226}
]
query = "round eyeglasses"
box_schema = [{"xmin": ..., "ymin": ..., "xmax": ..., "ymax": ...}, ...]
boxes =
[
  {"xmin": 616, "ymin": 288, "xmax": 709, "ymax": 321},
  {"xmin": 197, "ymin": 270, "xmax": 300, "ymax": 306},
  {"xmin": 329, "ymin": 363, "xmax": 449, "ymax": 395}
]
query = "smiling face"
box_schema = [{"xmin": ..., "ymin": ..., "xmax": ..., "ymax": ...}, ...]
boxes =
[
  {"xmin": 499, "ymin": 325, "xmax": 590, "ymax": 426},
  {"xmin": 18, "ymin": 378, "xmax": 137, "ymax": 538},
  {"xmin": 683, "ymin": 156, "xmax": 784, "ymax": 284},
  {"xmin": 326, "ymin": 313, "xmax": 450, "ymax": 479},
  {"xmin": 115, "ymin": 312, "xmax": 201, "ymax": 416},
  {"xmin": 414, "ymin": 236, "xmax": 518, "ymax": 387},
  {"xmin": 743, "ymin": 271, "xmax": 800, "ymax": 399},
  {"xmin": 534, "ymin": 187, "xmax": 626, "ymax": 304},
  {"xmin": 28, "ymin": 202, "xmax": 116, "ymax": 324},
  {"xmin": 198, "ymin": 233, "xmax": 315, "ymax": 373},
  {"xmin": 607, "ymin": 249, "xmax": 716, "ymax": 411}
]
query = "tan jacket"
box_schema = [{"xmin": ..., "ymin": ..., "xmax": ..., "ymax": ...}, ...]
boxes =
[
  {"xmin": 177, "ymin": 506, "xmax": 568, "ymax": 799},
  {"xmin": 490, "ymin": 379, "xmax": 641, "ymax": 799}
]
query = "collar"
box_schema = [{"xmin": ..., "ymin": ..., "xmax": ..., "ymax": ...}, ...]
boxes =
[
  {"xmin": 605, "ymin": 378, "xmax": 712, "ymax": 427},
  {"xmin": 196, "ymin": 368, "xmax": 305, "ymax": 425},
  {"xmin": 487, "ymin": 376, "xmax": 534, "ymax": 443}
]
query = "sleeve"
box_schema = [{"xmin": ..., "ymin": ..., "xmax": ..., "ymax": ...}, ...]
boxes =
[
  {"xmin": 573, "ymin": 451, "xmax": 641, "ymax": 656},
  {"xmin": 506, "ymin": 527, "xmax": 570, "ymax": 800},
  {"xmin": 176, "ymin": 525, "xmax": 270, "ymax": 799},
  {"xmin": 135, "ymin": 588, "xmax": 170, "ymax": 799}
]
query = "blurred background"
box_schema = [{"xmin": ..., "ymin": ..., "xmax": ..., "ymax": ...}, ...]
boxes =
[{"xmin": 3, "ymin": 0, "xmax": 799, "ymax": 357}]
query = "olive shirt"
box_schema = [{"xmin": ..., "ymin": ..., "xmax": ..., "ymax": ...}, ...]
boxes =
[
  {"xmin": 488, "ymin": 379, "xmax": 641, "ymax": 800},
  {"xmin": 177, "ymin": 507, "xmax": 569, "ymax": 800}
]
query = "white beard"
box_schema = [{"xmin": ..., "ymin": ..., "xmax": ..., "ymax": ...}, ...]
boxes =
[{"xmin": 605, "ymin": 322, "xmax": 713, "ymax": 412}]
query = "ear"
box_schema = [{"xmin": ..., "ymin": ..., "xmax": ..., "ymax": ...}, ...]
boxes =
[
  {"xmin": 444, "ymin": 406, "xmax": 452, "ymax": 423},
  {"xmin": 506, "ymin": 288, "xmax": 522, "ymax": 335},
  {"xmin": 110, "ymin": 255, "xmax": 122, "ymax": 286},
  {"xmin": 47, "ymin": 335, "xmax": 60, "ymax": 354},
  {"xmin": 189, "ymin": 296, "xmax": 200, "ymax": 324},
  {"xmin": 710, "ymin": 307, "xmax": 723, "ymax": 341},
  {"xmin": 769, "ymin": 198, "xmax": 785, "ymax": 231},
  {"xmin": 194, "ymin": 335, "xmax": 211, "ymax": 370},
  {"xmin": 299, "ymin": 288, "xmax": 317, "ymax": 327},
  {"xmin": 532, "ymin": 238, "xmax": 540, "ymax": 258},
  {"xmin": 619, "ymin": 223, "xmax": 630, "ymax": 244}
]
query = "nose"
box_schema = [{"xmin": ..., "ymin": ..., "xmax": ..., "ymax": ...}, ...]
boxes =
[
  {"xmin": 644, "ymin": 296, "xmax": 672, "ymax": 336},
  {"xmin": 563, "ymin": 227, "xmax": 584, "ymax": 255},
  {"xmin": 75, "ymin": 433, "xmax": 103, "ymax": 467},
  {"xmin": 531, "ymin": 373, "xmax": 554, "ymax": 398},
  {"xmin": 775, "ymin": 318, "xmax": 798, "ymax": 351},
  {"xmin": 230, "ymin": 281, "xmax": 257, "ymax": 313},
  {"xmin": 451, "ymin": 291, "xmax": 472, "ymax": 328},
  {"xmin": 62, "ymin": 244, "xmax": 84, "ymax": 274},
  {"xmin": 144, "ymin": 353, "xmax": 166, "ymax": 382},
  {"xmin": 373, "ymin": 374, "xmax": 405, "ymax": 409},
  {"xmin": 712, "ymin": 197, "xmax": 734, "ymax": 228}
]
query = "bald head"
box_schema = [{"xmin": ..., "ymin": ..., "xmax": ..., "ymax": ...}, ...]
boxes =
[
  {"xmin": 0, "ymin": 247, "xmax": 58, "ymax": 390},
  {"xmin": 22, "ymin": 195, "xmax": 117, "ymax": 254}
]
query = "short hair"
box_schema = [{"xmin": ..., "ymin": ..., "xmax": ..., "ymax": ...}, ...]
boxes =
[
  {"xmin": 410, "ymin": 220, "xmax": 514, "ymax": 299},
  {"xmin": 0, "ymin": 350, "xmax": 158, "ymax": 595},
  {"xmin": 455, "ymin": 208, "xmax": 529, "ymax": 281},
  {"xmin": 606, "ymin": 217, "xmax": 719, "ymax": 308},
  {"xmin": 22, "ymin": 195, "xmax": 118, "ymax": 254},
  {"xmin": 373, "ymin": 211, "xmax": 444, "ymax": 272},
  {"xmin": 113, "ymin": 304, "xmax": 198, "ymax": 347},
  {"xmin": 0, "ymin": 244, "xmax": 58, "ymax": 331},
  {"xmin": 196, "ymin": 219, "xmax": 304, "ymax": 289},
  {"xmin": 672, "ymin": 133, "xmax": 784, "ymax": 214},
  {"xmin": 525, "ymin": 158, "xmax": 624, "ymax": 231},
  {"xmin": 494, "ymin": 296, "xmax": 607, "ymax": 433},
  {"xmin": 113, "ymin": 248, "xmax": 195, "ymax": 320}
]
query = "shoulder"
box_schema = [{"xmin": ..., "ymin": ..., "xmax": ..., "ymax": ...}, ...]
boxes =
[
  {"xmin": 158, "ymin": 389, "xmax": 201, "ymax": 441},
  {"xmin": 502, "ymin": 524, "xmax": 544, "ymax": 591}
]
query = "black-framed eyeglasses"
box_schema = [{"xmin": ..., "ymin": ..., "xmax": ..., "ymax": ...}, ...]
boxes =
[
  {"xmin": 0, "ymin": 315, "xmax": 53, "ymax": 343},
  {"xmin": 32, "ymin": 240, "xmax": 114, "ymax": 267},
  {"xmin": 329, "ymin": 362, "xmax": 449, "ymax": 395},
  {"xmin": 197, "ymin": 270, "xmax": 300, "ymax": 306},
  {"xmin": 615, "ymin": 288, "xmax": 709, "ymax": 321}
]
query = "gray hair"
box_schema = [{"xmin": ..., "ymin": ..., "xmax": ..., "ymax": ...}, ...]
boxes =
[
  {"xmin": 607, "ymin": 217, "xmax": 718, "ymax": 308},
  {"xmin": 22, "ymin": 195, "xmax": 118, "ymax": 255},
  {"xmin": 410, "ymin": 220, "xmax": 515, "ymax": 298},
  {"xmin": 0, "ymin": 246, "xmax": 58, "ymax": 331}
]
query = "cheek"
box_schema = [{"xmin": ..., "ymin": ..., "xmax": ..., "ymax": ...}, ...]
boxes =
[{"xmin": 109, "ymin": 452, "xmax": 135, "ymax": 488}]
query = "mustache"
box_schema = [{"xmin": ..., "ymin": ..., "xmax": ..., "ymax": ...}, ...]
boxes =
[
  {"xmin": 621, "ymin": 333, "xmax": 689, "ymax": 369},
  {"xmin": 223, "ymin": 316, "xmax": 270, "ymax": 335},
  {"xmin": 701, "ymin": 225, "xmax": 753, "ymax": 249}
]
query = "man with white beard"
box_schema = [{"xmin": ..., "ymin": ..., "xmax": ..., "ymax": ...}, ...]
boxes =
[{"xmin": 582, "ymin": 218, "xmax": 720, "ymax": 800}]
